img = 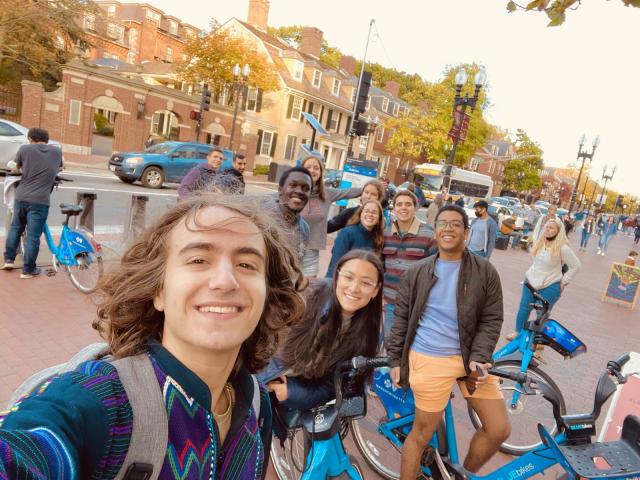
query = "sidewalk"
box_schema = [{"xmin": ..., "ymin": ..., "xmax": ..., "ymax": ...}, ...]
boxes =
[{"xmin": 1, "ymin": 228, "xmax": 637, "ymax": 477}]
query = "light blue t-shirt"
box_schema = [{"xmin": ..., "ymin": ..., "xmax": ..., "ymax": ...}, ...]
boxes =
[
  {"xmin": 412, "ymin": 259, "xmax": 462, "ymax": 357},
  {"xmin": 468, "ymin": 218, "xmax": 488, "ymax": 252}
]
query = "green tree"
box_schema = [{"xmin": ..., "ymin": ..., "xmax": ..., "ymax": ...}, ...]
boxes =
[
  {"xmin": 502, "ymin": 129, "xmax": 543, "ymax": 191},
  {"xmin": 506, "ymin": 0, "xmax": 640, "ymax": 26},
  {"xmin": 385, "ymin": 64, "xmax": 493, "ymax": 168},
  {"xmin": 178, "ymin": 29, "xmax": 279, "ymax": 94},
  {"xmin": 0, "ymin": 0, "xmax": 97, "ymax": 89}
]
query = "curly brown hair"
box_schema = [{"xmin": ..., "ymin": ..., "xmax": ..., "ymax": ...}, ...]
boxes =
[{"xmin": 93, "ymin": 195, "xmax": 306, "ymax": 373}]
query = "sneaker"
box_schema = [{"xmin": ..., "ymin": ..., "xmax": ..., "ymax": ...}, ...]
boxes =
[
  {"xmin": 505, "ymin": 332, "xmax": 518, "ymax": 341},
  {"xmin": 596, "ymin": 248, "xmax": 601, "ymax": 255},
  {"xmin": 0, "ymin": 261, "xmax": 16, "ymax": 270},
  {"xmin": 20, "ymin": 267, "xmax": 42, "ymax": 279}
]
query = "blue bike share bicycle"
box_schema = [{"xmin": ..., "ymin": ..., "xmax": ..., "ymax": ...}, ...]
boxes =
[
  {"xmin": 350, "ymin": 282, "xmax": 588, "ymax": 477},
  {"xmin": 2, "ymin": 171, "xmax": 103, "ymax": 293},
  {"xmin": 351, "ymin": 353, "xmax": 640, "ymax": 479},
  {"xmin": 270, "ymin": 356, "xmax": 389, "ymax": 479}
]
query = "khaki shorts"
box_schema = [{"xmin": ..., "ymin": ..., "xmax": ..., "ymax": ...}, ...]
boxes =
[{"xmin": 408, "ymin": 350, "xmax": 503, "ymax": 413}]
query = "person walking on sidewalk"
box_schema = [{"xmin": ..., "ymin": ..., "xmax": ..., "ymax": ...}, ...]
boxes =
[
  {"xmin": 325, "ymin": 200, "xmax": 384, "ymax": 277},
  {"xmin": 508, "ymin": 217, "xmax": 581, "ymax": 338},
  {"xmin": 467, "ymin": 200, "xmax": 498, "ymax": 259},
  {"xmin": 425, "ymin": 194, "xmax": 443, "ymax": 227},
  {"xmin": 579, "ymin": 214, "xmax": 595, "ymax": 251},
  {"xmin": 634, "ymin": 222, "xmax": 640, "ymax": 245},
  {"xmin": 387, "ymin": 204, "xmax": 510, "ymax": 478},
  {"xmin": 597, "ymin": 215, "xmax": 617, "ymax": 256},
  {"xmin": 300, "ymin": 156, "xmax": 362, "ymax": 277},
  {"xmin": 1, "ymin": 128, "xmax": 63, "ymax": 279},
  {"xmin": 532, "ymin": 204, "xmax": 558, "ymax": 242},
  {"xmin": 0, "ymin": 195, "xmax": 306, "ymax": 479},
  {"xmin": 382, "ymin": 190, "xmax": 435, "ymax": 338}
]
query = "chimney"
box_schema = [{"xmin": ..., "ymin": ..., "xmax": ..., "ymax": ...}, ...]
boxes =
[
  {"xmin": 247, "ymin": 0, "xmax": 269, "ymax": 31},
  {"xmin": 339, "ymin": 55, "xmax": 356, "ymax": 76},
  {"xmin": 299, "ymin": 27, "xmax": 323, "ymax": 59},
  {"xmin": 384, "ymin": 81, "xmax": 400, "ymax": 98}
]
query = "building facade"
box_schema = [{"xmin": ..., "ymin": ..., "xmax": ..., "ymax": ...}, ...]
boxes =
[{"xmin": 467, "ymin": 139, "xmax": 515, "ymax": 196}]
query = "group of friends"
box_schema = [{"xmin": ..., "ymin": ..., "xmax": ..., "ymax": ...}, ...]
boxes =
[{"xmin": 0, "ymin": 137, "xmax": 594, "ymax": 479}]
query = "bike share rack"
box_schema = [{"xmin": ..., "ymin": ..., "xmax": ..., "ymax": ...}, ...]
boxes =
[{"xmin": 73, "ymin": 192, "xmax": 97, "ymax": 233}]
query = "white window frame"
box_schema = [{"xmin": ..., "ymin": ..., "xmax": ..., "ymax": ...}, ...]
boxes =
[
  {"xmin": 84, "ymin": 14, "xmax": 95, "ymax": 30},
  {"xmin": 166, "ymin": 46, "xmax": 173, "ymax": 62},
  {"xmin": 376, "ymin": 126, "xmax": 384, "ymax": 143},
  {"xmin": 169, "ymin": 21, "xmax": 178, "ymax": 35},
  {"xmin": 292, "ymin": 61, "xmax": 304, "ymax": 81},
  {"xmin": 329, "ymin": 112, "xmax": 338, "ymax": 131},
  {"xmin": 284, "ymin": 135, "xmax": 297, "ymax": 161},
  {"xmin": 381, "ymin": 97, "xmax": 389, "ymax": 113},
  {"xmin": 260, "ymin": 130, "xmax": 275, "ymax": 156},
  {"xmin": 69, "ymin": 100, "xmax": 81, "ymax": 126},
  {"xmin": 371, "ymin": 155, "xmax": 379, "ymax": 163},
  {"xmin": 107, "ymin": 23, "xmax": 124, "ymax": 43},
  {"xmin": 332, "ymin": 79, "xmax": 341, "ymax": 96},
  {"xmin": 311, "ymin": 103, "xmax": 321, "ymax": 120},
  {"xmin": 291, "ymin": 96, "xmax": 303, "ymax": 120},
  {"xmin": 393, "ymin": 103, "xmax": 400, "ymax": 116},
  {"xmin": 145, "ymin": 9, "xmax": 161, "ymax": 25},
  {"xmin": 312, "ymin": 69, "xmax": 322, "ymax": 88},
  {"xmin": 127, "ymin": 51, "xmax": 136, "ymax": 64},
  {"xmin": 246, "ymin": 88, "xmax": 258, "ymax": 111},
  {"xmin": 218, "ymin": 86, "xmax": 229, "ymax": 106},
  {"xmin": 106, "ymin": 5, "xmax": 116, "ymax": 17}
]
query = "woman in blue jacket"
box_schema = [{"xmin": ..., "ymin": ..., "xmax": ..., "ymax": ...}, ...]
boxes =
[
  {"xmin": 597, "ymin": 215, "xmax": 617, "ymax": 256},
  {"xmin": 326, "ymin": 199, "xmax": 384, "ymax": 277}
]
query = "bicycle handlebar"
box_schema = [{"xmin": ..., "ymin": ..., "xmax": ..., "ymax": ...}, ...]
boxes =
[
  {"xmin": 487, "ymin": 367, "xmax": 527, "ymax": 385},
  {"xmin": 524, "ymin": 281, "xmax": 550, "ymax": 309},
  {"xmin": 337, "ymin": 355, "xmax": 390, "ymax": 373}
]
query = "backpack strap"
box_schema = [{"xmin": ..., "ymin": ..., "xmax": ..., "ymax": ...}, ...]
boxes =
[
  {"xmin": 251, "ymin": 374, "xmax": 261, "ymax": 420},
  {"xmin": 112, "ymin": 354, "xmax": 168, "ymax": 480}
]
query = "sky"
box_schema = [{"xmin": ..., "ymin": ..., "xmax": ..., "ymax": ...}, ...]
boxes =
[{"xmin": 150, "ymin": 0, "xmax": 640, "ymax": 196}]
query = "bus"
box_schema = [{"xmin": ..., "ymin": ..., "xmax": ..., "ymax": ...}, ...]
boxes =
[{"xmin": 413, "ymin": 163, "xmax": 493, "ymax": 202}]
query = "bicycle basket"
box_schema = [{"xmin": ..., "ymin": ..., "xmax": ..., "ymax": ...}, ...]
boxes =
[{"xmin": 541, "ymin": 320, "xmax": 587, "ymax": 358}]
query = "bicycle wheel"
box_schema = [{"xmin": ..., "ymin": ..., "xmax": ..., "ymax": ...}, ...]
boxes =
[
  {"xmin": 467, "ymin": 359, "xmax": 566, "ymax": 456},
  {"xmin": 64, "ymin": 230, "xmax": 104, "ymax": 293},
  {"xmin": 270, "ymin": 428, "xmax": 309, "ymax": 480},
  {"xmin": 350, "ymin": 390, "xmax": 403, "ymax": 479}
]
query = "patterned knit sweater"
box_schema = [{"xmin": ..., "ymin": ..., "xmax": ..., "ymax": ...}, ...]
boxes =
[{"xmin": 0, "ymin": 343, "xmax": 271, "ymax": 479}]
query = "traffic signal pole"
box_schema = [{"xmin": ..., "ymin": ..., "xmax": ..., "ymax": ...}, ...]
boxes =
[{"xmin": 195, "ymin": 84, "xmax": 211, "ymax": 143}]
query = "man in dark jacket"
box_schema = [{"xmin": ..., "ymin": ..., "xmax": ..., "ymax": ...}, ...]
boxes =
[{"xmin": 387, "ymin": 204, "xmax": 509, "ymax": 478}]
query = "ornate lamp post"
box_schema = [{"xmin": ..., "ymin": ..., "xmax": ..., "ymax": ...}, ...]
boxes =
[
  {"xmin": 228, "ymin": 63, "xmax": 250, "ymax": 153},
  {"xmin": 442, "ymin": 68, "xmax": 486, "ymax": 192},
  {"xmin": 364, "ymin": 114, "xmax": 380, "ymax": 159},
  {"xmin": 568, "ymin": 134, "xmax": 599, "ymax": 213}
]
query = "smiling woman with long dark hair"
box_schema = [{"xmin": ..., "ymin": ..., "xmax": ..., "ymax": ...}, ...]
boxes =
[{"xmin": 259, "ymin": 249, "xmax": 383, "ymax": 411}]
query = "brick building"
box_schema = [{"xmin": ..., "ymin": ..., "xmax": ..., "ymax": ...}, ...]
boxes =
[
  {"xmin": 80, "ymin": 1, "xmax": 200, "ymax": 64},
  {"xmin": 20, "ymin": 60, "xmax": 254, "ymax": 160},
  {"xmin": 467, "ymin": 139, "xmax": 515, "ymax": 196}
]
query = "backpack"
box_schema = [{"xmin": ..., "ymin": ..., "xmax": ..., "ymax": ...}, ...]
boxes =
[{"xmin": 8, "ymin": 343, "xmax": 261, "ymax": 480}]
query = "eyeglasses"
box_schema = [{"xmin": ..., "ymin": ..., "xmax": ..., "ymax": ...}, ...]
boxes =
[
  {"xmin": 337, "ymin": 270, "xmax": 378, "ymax": 292},
  {"xmin": 435, "ymin": 220, "xmax": 465, "ymax": 230}
]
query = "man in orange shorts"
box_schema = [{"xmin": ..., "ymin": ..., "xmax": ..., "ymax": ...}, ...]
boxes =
[{"xmin": 387, "ymin": 204, "xmax": 510, "ymax": 479}]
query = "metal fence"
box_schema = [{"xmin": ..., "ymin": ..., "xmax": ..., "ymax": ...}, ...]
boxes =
[{"xmin": 0, "ymin": 86, "xmax": 22, "ymax": 122}]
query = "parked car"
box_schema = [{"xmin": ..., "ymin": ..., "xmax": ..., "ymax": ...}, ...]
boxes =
[
  {"xmin": 107, "ymin": 142, "xmax": 232, "ymax": 188},
  {"xmin": 324, "ymin": 169, "xmax": 343, "ymax": 188},
  {"xmin": 0, "ymin": 119, "xmax": 63, "ymax": 167}
]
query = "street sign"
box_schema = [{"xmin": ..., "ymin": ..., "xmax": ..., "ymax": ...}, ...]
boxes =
[{"xmin": 336, "ymin": 157, "xmax": 378, "ymax": 208}]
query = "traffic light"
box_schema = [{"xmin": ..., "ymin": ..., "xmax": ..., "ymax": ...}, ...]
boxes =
[
  {"xmin": 354, "ymin": 71, "xmax": 372, "ymax": 116},
  {"xmin": 616, "ymin": 194, "xmax": 624, "ymax": 207},
  {"xmin": 354, "ymin": 118, "xmax": 368, "ymax": 136},
  {"xmin": 200, "ymin": 84, "xmax": 211, "ymax": 112},
  {"xmin": 189, "ymin": 110, "xmax": 201, "ymax": 121}
]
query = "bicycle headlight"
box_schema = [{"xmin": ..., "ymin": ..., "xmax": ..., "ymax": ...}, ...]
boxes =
[{"xmin": 126, "ymin": 156, "xmax": 144, "ymax": 165}]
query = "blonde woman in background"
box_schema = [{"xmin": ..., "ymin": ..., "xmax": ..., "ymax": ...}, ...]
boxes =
[{"xmin": 508, "ymin": 217, "xmax": 581, "ymax": 339}]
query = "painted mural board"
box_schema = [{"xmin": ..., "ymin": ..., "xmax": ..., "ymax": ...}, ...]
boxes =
[{"xmin": 601, "ymin": 262, "xmax": 640, "ymax": 309}]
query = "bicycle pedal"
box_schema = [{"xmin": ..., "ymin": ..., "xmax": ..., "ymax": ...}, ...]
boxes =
[
  {"xmin": 45, "ymin": 269, "xmax": 57, "ymax": 277},
  {"xmin": 421, "ymin": 446, "xmax": 436, "ymax": 467}
]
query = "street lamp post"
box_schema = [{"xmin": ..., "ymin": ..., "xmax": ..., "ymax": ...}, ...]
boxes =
[
  {"xmin": 599, "ymin": 165, "xmax": 616, "ymax": 212},
  {"xmin": 442, "ymin": 68, "xmax": 486, "ymax": 193},
  {"xmin": 568, "ymin": 134, "xmax": 599, "ymax": 214},
  {"xmin": 228, "ymin": 63, "xmax": 250, "ymax": 153}
]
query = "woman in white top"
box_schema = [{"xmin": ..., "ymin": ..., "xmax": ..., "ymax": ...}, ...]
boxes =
[{"xmin": 512, "ymin": 217, "xmax": 581, "ymax": 335}]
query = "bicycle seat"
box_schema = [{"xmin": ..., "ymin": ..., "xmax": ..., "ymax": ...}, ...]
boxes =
[
  {"xmin": 539, "ymin": 416, "xmax": 640, "ymax": 479},
  {"xmin": 274, "ymin": 405, "xmax": 302, "ymax": 430},
  {"xmin": 59, "ymin": 203, "xmax": 83, "ymax": 216}
]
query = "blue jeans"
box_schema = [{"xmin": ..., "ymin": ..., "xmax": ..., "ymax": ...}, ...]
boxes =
[
  {"xmin": 515, "ymin": 281, "xmax": 562, "ymax": 332},
  {"xmin": 4, "ymin": 200, "xmax": 49, "ymax": 274},
  {"xmin": 600, "ymin": 233, "xmax": 614, "ymax": 252},
  {"xmin": 580, "ymin": 230, "xmax": 591, "ymax": 248},
  {"xmin": 257, "ymin": 358, "xmax": 335, "ymax": 411}
]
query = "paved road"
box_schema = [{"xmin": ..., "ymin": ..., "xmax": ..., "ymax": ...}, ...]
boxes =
[{"xmin": 1, "ymin": 190, "xmax": 638, "ymax": 477}]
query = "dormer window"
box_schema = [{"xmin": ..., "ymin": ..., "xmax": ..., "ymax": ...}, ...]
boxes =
[
  {"xmin": 381, "ymin": 97, "xmax": 389, "ymax": 113},
  {"xmin": 292, "ymin": 61, "xmax": 304, "ymax": 81},
  {"xmin": 169, "ymin": 21, "xmax": 178, "ymax": 35},
  {"xmin": 106, "ymin": 5, "xmax": 116, "ymax": 17},
  {"xmin": 332, "ymin": 79, "xmax": 341, "ymax": 96},
  {"xmin": 145, "ymin": 9, "xmax": 161, "ymax": 26},
  {"xmin": 84, "ymin": 14, "xmax": 95, "ymax": 31},
  {"xmin": 313, "ymin": 69, "xmax": 322, "ymax": 88}
]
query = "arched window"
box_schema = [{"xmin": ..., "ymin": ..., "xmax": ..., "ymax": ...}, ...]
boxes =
[{"xmin": 150, "ymin": 110, "xmax": 179, "ymax": 140}]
